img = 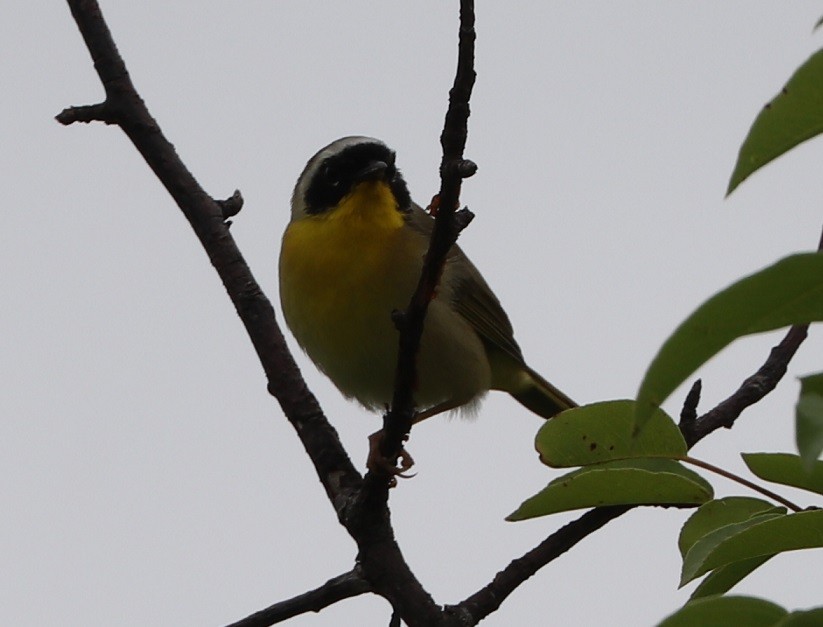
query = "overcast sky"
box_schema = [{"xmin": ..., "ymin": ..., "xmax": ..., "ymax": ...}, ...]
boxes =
[{"xmin": 3, "ymin": 3, "xmax": 823, "ymax": 626}]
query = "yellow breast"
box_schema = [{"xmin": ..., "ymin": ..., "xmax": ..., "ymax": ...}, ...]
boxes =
[{"xmin": 279, "ymin": 182, "xmax": 423, "ymax": 407}]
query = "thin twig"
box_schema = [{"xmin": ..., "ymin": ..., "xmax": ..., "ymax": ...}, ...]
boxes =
[
  {"xmin": 679, "ymin": 379, "xmax": 702, "ymax": 428},
  {"xmin": 449, "ymin": 507, "xmax": 629, "ymax": 623},
  {"xmin": 680, "ymin": 456, "xmax": 801, "ymax": 512},
  {"xmin": 450, "ymin": 283, "xmax": 815, "ymax": 623},
  {"xmin": 683, "ymin": 324, "xmax": 809, "ymax": 447},
  {"xmin": 682, "ymin": 227, "xmax": 822, "ymax": 446},
  {"xmin": 60, "ymin": 2, "xmax": 819, "ymax": 625},
  {"xmin": 58, "ymin": 0, "xmax": 363, "ymax": 509},
  {"xmin": 376, "ymin": 0, "xmax": 478, "ymax": 474},
  {"xmin": 58, "ymin": 2, "xmax": 464, "ymax": 626},
  {"xmin": 225, "ymin": 569, "xmax": 372, "ymax": 627}
]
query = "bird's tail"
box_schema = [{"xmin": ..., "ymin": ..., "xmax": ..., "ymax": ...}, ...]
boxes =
[{"xmin": 511, "ymin": 365, "xmax": 577, "ymax": 419}]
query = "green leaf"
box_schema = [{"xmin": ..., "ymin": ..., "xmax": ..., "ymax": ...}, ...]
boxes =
[
  {"xmin": 634, "ymin": 253, "xmax": 823, "ymax": 431},
  {"xmin": 508, "ymin": 459, "xmax": 712, "ymax": 521},
  {"xmin": 680, "ymin": 498, "xmax": 783, "ymax": 598},
  {"xmin": 680, "ymin": 510, "xmax": 823, "ymax": 585},
  {"xmin": 728, "ymin": 49, "xmax": 823, "ymax": 194},
  {"xmin": 797, "ymin": 373, "xmax": 823, "ymax": 470},
  {"xmin": 680, "ymin": 512, "xmax": 785, "ymax": 586},
  {"xmin": 689, "ymin": 556, "xmax": 773, "ymax": 600},
  {"xmin": 678, "ymin": 497, "xmax": 781, "ymax": 558},
  {"xmin": 657, "ymin": 596, "xmax": 787, "ymax": 627},
  {"xmin": 776, "ymin": 608, "xmax": 823, "ymax": 626},
  {"xmin": 535, "ymin": 400, "xmax": 685, "ymax": 468},
  {"xmin": 742, "ymin": 452, "xmax": 823, "ymax": 497}
]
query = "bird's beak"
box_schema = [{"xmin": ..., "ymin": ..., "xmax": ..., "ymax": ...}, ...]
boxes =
[{"xmin": 354, "ymin": 160, "xmax": 388, "ymax": 183}]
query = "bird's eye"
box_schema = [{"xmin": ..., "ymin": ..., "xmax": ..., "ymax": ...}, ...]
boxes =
[{"xmin": 321, "ymin": 163, "xmax": 340, "ymax": 188}]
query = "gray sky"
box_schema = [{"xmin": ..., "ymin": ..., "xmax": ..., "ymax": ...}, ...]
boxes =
[{"xmin": 3, "ymin": 2, "xmax": 823, "ymax": 626}]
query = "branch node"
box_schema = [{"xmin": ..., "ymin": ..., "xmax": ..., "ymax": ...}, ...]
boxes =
[
  {"xmin": 458, "ymin": 158, "xmax": 478, "ymax": 178},
  {"xmin": 454, "ymin": 207, "xmax": 475, "ymax": 233},
  {"xmin": 680, "ymin": 379, "xmax": 702, "ymax": 423},
  {"xmin": 217, "ymin": 189, "xmax": 244, "ymax": 220},
  {"xmin": 441, "ymin": 158, "xmax": 478, "ymax": 181},
  {"xmin": 687, "ymin": 323, "xmax": 809, "ymax": 447},
  {"xmin": 443, "ymin": 604, "xmax": 473, "ymax": 625},
  {"xmin": 55, "ymin": 102, "xmax": 115, "ymax": 125}
]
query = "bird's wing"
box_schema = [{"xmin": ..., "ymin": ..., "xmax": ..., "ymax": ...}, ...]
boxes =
[{"xmin": 406, "ymin": 205, "xmax": 525, "ymax": 363}]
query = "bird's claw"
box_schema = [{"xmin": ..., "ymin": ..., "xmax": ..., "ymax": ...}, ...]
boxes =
[{"xmin": 367, "ymin": 430, "xmax": 416, "ymax": 487}]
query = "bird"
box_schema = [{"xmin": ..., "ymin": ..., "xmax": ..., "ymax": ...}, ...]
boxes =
[{"xmin": 279, "ymin": 136, "xmax": 575, "ymax": 471}]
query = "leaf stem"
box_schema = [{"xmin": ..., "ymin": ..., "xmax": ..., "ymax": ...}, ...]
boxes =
[{"xmin": 679, "ymin": 456, "xmax": 802, "ymax": 512}]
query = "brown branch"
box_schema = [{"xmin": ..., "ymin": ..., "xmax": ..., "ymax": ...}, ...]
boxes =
[
  {"xmin": 59, "ymin": 2, "xmax": 817, "ymax": 626},
  {"xmin": 59, "ymin": 2, "xmax": 454, "ymax": 626},
  {"xmin": 682, "ymin": 228, "xmax": 821, "ymax": 447},
  {"xmin": 57, "ymin": 0, "xmax": 363, "ymax": 531},
  {"xmin": 449, "ymin": 261, "xmax": 817, "ymax": 622},
  {"xmin": 226, "ymin": 569, "xmax": 372, "ymax": 627},
  {"xmin": 217, "ymin": 189, "xmax": 244, "ymax": 221},
  {"xmin": 680, "ymin": 456, "xmax": 802, "ymax": 511},
  {"xmin": 679, "ymin": 379, "xmax": 702, "ymax": 428},
  {"xmin": 376, "ymin": 0, "xmax": 478, "ymax": 473},
  {"xmin": 682, "ymin": 324, "xmax": 809, "ymax": 447},
  {"xmin": 56, "ymin": 102, "xmax": 115, "ymax": 124},
  {"xmin": 345, "ymin": 4, "xmax": 480, "ymax": 621},
  {"xmin": 449, "ymin": 506, "xmax": 629, "ymax": 623}
]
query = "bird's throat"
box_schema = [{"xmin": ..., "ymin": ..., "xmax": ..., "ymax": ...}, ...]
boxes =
[{"xmin": 329, "ymin": 181, "xmax": 405, "ymax": 230}]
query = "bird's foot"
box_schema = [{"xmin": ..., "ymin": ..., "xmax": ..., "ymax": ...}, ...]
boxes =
[{"xmin": 367, "ymin": 430, "xmax": 416, "ymax": 487}]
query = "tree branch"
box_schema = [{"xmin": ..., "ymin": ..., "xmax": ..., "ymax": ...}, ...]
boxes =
[
  {"xmin": 682, "ymin": 324, "xmax": 809, "ymax": 447},
  {"xmin": 58, "ymin": 0, "xmax": 363, "ymax": 527},
  {"xmin": 376, "ymin": 0, "xmax": 478, "ymax": 474},
  {"xmin": 449, "ymin": 245, "xmax": 818, "ymax": 622},
  {"xmin": 342, "ymin": 2, "xmax": 482, "ymax": 622},
  {"xmin": 225, "ymin": 569, "xmax": 372, "ymax": 627},
  {"xmin": 59, "ymin": 2, "xmax": 816, "ymax": 626},
  {"xmin": 450, "ymin": 506, "xmax": 629, "ymax": 623},
  {"xmin": 59, "ymin": 2, "xmax": 454, "ymax": 626},
  {"xmin": 681, "ymin": 228, "xmax": 821, "ymax": 447}
]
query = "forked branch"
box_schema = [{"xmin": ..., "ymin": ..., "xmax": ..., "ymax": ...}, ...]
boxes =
[{"xmin": 58, "ymin": 2, "xmax": 813, "ymax": 626}]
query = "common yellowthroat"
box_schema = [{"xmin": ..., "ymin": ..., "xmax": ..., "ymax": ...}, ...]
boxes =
[{"xmin": 279, "ymin": 137, "xmax": 574, "ymax": 444}]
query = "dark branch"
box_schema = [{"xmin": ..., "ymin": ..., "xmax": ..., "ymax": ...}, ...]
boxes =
[
  {"xmin": 60, "ymin": 2, "xmax": 458, "ymax": 626},
  {"xmin": 682, "ymin": 324, "xmax": 809, "ymax": 447},
  {"xmin": 218, "ymin": 189, "xmax": 244, "ymax": 220},
  {"xmin": 344, "ymin": 1, "xmax": 481, "ymax": 622},
  {"xmin": 59, "ymin": 0, "xmax": 362, "ymax": 523},
  {"xmin": 681, "ymin": 227, "xmax": 822, "ymax": 447},
  {"xmin": 376, "ymin": 0, "xmax": 478, "ymax": 481},
  {"xmin": 449, "ymin": 322, "xmax": 808, "ymax": 623},
  {"xmin": 450, "ymin": 506, "xmax": 628, "ymax": 623},
  {"xmin": 61, "ymin": 2, "xmax": 816, "ymax": 626},
  {"xmin": 225, "ymin": 569, "xmax": 372, "ymax": 627},
  {"xmin": 679, "ymin": 379, "xmax": 702, "ymax": 429},
  {"xmin": 450, "ymin": 229, "xmax": 820, "ymax": 622},
  {"xmin": 56, "ymin": 102, "xmax": 115, "ymax": 125}
]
